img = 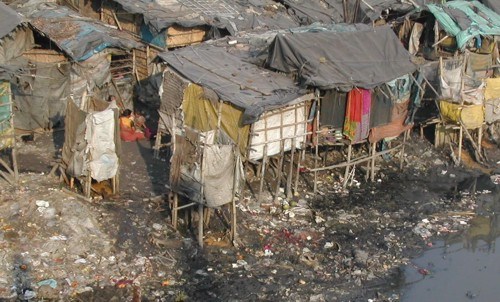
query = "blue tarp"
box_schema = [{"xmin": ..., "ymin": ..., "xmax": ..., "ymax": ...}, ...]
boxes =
[
  {"xmin": 14, "ymin": 2, "xmax": 140, "ymax": 61},
  {"xmin": 427, "ymin": 1, "xmax": 500, "ymax": 49}
]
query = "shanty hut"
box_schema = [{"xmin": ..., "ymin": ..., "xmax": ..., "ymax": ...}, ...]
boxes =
[
  {"xmin": 0, "ymin": 66, "xmax": 19, "ymax": 185},
  {"xmin": 155, "ymin": 45, "xmax": 313, "ymax": 245},
  {"xmin": 6, "ymin": 0, "xmax": 141, "ymax": 132},
  {"xmin": 401, "ymin": 1, "xmax": 500, "ymax": 164},
  {"xmin": 62, "ymin": 0, "xmax": 298, "ymax": 79},
  {"xmin": 0, "ymin": 2, "xmax": 31, "ymax": 65},
  {"xmin": 266, "ymin": 24, "xmax": 417, "ymax": 184},
  {"xmin": 0, "ymin": 2, "xmax": 28, "ymax": 185}
]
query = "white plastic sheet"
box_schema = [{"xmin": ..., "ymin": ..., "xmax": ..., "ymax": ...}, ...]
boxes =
[{"xmin": 85, "ymin": 109, "xmax": 118, "ymax": 182}]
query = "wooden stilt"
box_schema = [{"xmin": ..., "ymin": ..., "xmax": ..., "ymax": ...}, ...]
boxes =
[
  {"xmin": 313, "ymin": 91, "xmax": 320, "ymax": 194},
  {"xmin": 10, "ymin": 119, "xmax": 18, "ymax": 182},
  {"xmin": 400, "ymin": 130, "xmax": 408, "ymax": 170},
  {"xmin": 365, "ymin": 143, "xmax": 371, "ymax": 181},
  {"xmin": 286, "ymin": 138, "xmax": 296, "ymax": 199},
  {"xmin": 458, "ymin": 125, "xmax": 463, "ymax": 165},
  {"xmin": 172, "ymin": 192, "xmax": 178, "ymax": 230},
  {"xmin": 231, "ymin": 198, "xmax": 237, "ymax": 242},
  {"xmin": 274, "ymin": 140, "xmax": 285, "ymax": 203},
  {"xmin": 274, "ymin": 109, "xmax": 285, "ymax": 203},
  {"xmin": 85, "ymin": 172, "xmax": 91, "ymax": 198},
  {"xmin": 370, "ymin": 142, "xmax": 376, "ymax": 182},
  {"xmin": 198, "ymin": 203, "xmax": 204, "ymax": 248},
  {"xmin": 343, "ymin": 143, "xmax": 352, "ymax": 188},
  {"xmin": 294, "ymin": 101, "xmax": 309, "ymax": 194},
  {"xmin": 258, "ymin": 145, "xmax": 268, "ymax": 202},
  {"xmin": 478, "ymin": 125, "xmax": 483, "ymax": 155}
]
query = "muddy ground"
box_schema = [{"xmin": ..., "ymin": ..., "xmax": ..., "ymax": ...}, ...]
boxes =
[{"xmin": 0, "ymin": 128, "xmax": 499, "ymax": 302}]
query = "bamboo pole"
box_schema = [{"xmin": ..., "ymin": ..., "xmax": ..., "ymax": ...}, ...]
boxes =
[
  {"xmin": 400, "ymin": 130, "xmax": 408, "ymax": 170},
  {"xmin": 9, "ymin": 90, "xmax": 18, "ymax": 182},
  {"xmin": 230, "ymin": 151, "xmax": 240, "ymax": 242},
  {"xmin": 198, "ymin": 203, "xmax": 204, "ymax": 248},
  {"xmin": 258, "ymin": 111, "xmax": 269, "ymax": 202},
  {"xmin": 370, "ymin": 142, "xmax": 376, "ymax": 182},
  {"xmin": 258, "ymin": 146, "xmax": 268, "ymax": 202},
  {"xmin": 478, "ymin": 125, "xmax": 483, "ymax": 155},
  {"xmin": 343, "ymin": 143, "xmax": 352, "ymax": 188},
  {"xmin": 294, "ymin": 100, "xmax": 310, "ymax": 193},
  {"xmin": 458, "ymin": 125, "xmax": 463, "ymax": 165},
  {"xmin": 308, "ymin": 144, "xmax": 403, "ymax": 173},
  {"xmin": 197, "ymin": 134, "xmax": 208, "ymax": 248},
  {"xmin": 313, "ymin": 91, "xmax": 320, "ymax": 193},
  {"xmin": 274, "ymin": 109, "xmax": 285, "ymax": 203},
  {"xmin": 365, "ymin": 142, "xmax": 371, "ymax": 181},
  {"xmin": 172, "ymin": 193, "xmax": 178, "ymax": 229}
]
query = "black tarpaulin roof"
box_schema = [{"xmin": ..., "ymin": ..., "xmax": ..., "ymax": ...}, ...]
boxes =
[
  {"xmin": 267, "ymin": 25, "xmax": 416, "ymax": 90},
  {"xmin": 0, "ymin": 2, "xmax": 23, "ymax": 39},
  {"xmin": 281, "ymin": 0, "xmax": 420, "ymax": 25},
  {"xmin": 112, "ymin": 0, "xmax": 298, "ymax": 35},
  {"xmin": 157, "ymin": 45, "xmax": 306, "ymax": 124}
]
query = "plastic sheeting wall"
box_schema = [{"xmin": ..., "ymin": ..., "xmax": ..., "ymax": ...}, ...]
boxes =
[
  {"xmin": 63, "ymin": 100, "xmax": 119, "ymax": 181},
  {"xmin": 249, "ymin": 102, "xmax": 306, "ymax": 161},
  {"xmin": 70, "ymin": 52, "xmax": 111, "ymax": 108},
  {"xmin": 182, "ymin": 83, "xmax": 250, "ymax": 155},
  {"xmin": 0, "ymin": 27, "xmax": 34, "ymax": 64},
  {"xmin": 12, "ymin": 62, "xmax": 70, "ymax": 130}
]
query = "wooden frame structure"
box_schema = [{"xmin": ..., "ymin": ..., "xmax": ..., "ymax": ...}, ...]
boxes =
[{"xmin": 0, "ymin": 80, "xmax": 18, "ymax": 185}]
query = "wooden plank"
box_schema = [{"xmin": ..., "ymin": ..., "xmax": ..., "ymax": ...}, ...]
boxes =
[{"xmin": 167, "ymin": 25, "xmax": 207, "ymax": 48}]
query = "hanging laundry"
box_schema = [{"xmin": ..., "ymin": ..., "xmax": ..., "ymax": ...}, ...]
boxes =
[
  {"xmin": 320, "ymin": 90, "xmax": 346, "ymax": 128},
  {"xmin": 343, "ymin": 88, "xmax": 371, "ymax": 143},
  {"xmin": 360, "ymin": 89, "xmax": 372, "ymax": 140},
  {"xmin": 370, "ymin": 86, "xmax": 393, "ymax": 128}
]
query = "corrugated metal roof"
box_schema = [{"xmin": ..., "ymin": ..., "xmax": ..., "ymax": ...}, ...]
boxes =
[
  {"xmin": 0, "ymin": 2, "xmax": 23, "ymax": 39},
  {"xmin": 12, "ymin": 1, "xmax": 141, "ymax": 61}
]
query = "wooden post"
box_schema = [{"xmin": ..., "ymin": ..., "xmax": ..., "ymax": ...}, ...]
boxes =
[
  {"xmin": 9, "ymin": 89, "xmax": 18, "ymax": 182},
  {"xmin": 478, "ymin": 125, "xmax": 482, "ymax": 154},
  {"xmin": 458, "ymin": 125, "xmax": 463, "ymax": 165},
  {"xmin": 370, "ymin": 142, "xmax": 376, "ymax": 182},
  {"xmin": 286, "ymin": 104, "xmax": 299, "ymax": 199},
  {"xmin": 399, "ymin": 130, "xmax": 408, "ymax": 170},
  {"xmin": 313, "ymin": 91, "xmax": 320, "ymax": 194},
  {"xmin": 85, "ymin": 172, "xmax": 91, "ymax": 198},
  {"xmin": 294, "ymin": 100, "xmax": 309, "ymax": 194},
  {"xmin": 286, "ymin": 138, "xmax": 296, "ymax": 199},
  {"xmin": 274, "ymin": 140, "xmax": 285, "ymax": 203},
  {"xmin": 343, "ymin": 143, "xmax": 352, "ymax": 188},
  {"xmin": 198, "ymin": 203, "xmax": 204, "ymax": 248},
  {"xmin": 230, "ymin": 151, "xmax": 240, "ymax": 242},
  {"xmin": 258, "ymin": 112, "xmax": 269, "ymax": 202},
  {"xmin": 274, "ymin": 109, "xmax": 285, "ymax": 203},
  {"xmin": 172, "ymin": 192, "xmax": 178, "ymax": 230},
  {"xmin": 258, "ymin": 146, "xmax": 268, "ymax": 202}
]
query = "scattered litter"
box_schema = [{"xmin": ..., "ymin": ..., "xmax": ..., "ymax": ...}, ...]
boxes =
[
  {"xmin": 49, "ymin": 235, "xmax": 67, "ymax": 241},
  {"xmin": 37, "ymin": 279, "xmax": 57, "ymax": 289}
]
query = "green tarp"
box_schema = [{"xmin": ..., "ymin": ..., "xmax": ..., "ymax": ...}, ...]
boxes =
[{"xmin": 427, "ymin": 1, "xmax": 500, "ymax": 49}]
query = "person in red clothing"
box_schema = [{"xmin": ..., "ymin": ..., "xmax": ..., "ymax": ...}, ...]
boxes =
[{"xmin": 119, "ymin": 109, "xmax": 145, "ymax": 142}]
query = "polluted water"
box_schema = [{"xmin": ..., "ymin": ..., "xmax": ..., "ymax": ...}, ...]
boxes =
[{"xmin": 400, "ymin": 174, "xmax": 500, "ymax": 302}]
